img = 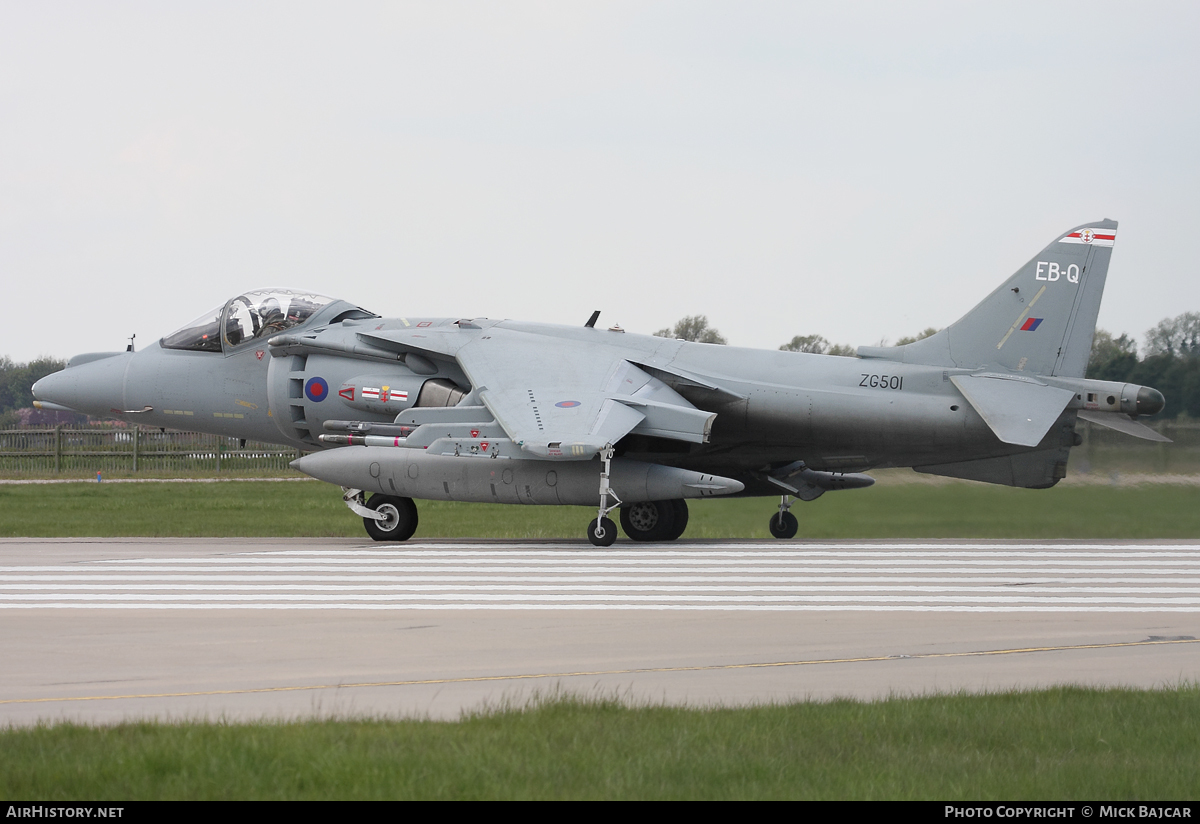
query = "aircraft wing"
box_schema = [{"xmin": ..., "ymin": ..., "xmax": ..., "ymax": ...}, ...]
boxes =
[{"xmin": 455, "ymin": 327, "xmax": 717, "ymax": 459}]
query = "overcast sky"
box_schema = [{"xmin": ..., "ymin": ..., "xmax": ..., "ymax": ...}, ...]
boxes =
[{"xmin": 2, "ymin": 1, "xmax": 1197, "ymax": 363}]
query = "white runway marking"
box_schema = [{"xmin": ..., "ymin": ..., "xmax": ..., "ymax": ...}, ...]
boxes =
[{"xmin": 3, "ymin": 543, "xmax": 1199, "ymax": 611}]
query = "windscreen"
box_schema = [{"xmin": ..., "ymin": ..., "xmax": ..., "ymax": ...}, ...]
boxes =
[{"xmin": 160, "ymin": 306, "xmax": 224, "ymax": 352}]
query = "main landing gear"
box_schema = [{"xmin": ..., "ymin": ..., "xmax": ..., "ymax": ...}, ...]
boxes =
[
  {"xmin": 769, "ymin": 495, "xmax": 799, "ymax": 540},
  {"xmin": 586, "ymin": 444, "xmax": 691, "ymax": 545},
  {"xmin": 620, "ymin": 500, "xmax": 689, "ymax": 542}
]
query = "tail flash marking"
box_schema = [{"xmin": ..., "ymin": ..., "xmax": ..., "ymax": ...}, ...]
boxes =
[
  {"xmin": 1059, "ymin": 227, "xmax": 1116, "ymax": 247},
  {"xmin": 1020, "ymin": 318, "xmax": 1044, "ymax": 332},
  {"xmin": 996, "ymin": 285, "xmax": 1048, "ymax": 350}
]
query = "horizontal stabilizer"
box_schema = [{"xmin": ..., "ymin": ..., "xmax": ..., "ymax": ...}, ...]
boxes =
[
  {"xmin": 950, "ymin": 374, "xmax": 1074, "ymax": 447},
  {"xmin": 1077, "ymin": 410, "xmax": 1172, "ymax": 443}
]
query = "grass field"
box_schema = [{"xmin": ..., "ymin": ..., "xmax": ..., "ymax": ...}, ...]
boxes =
[
  {"xmin": 0, "ymin": 478, "xmax": 1198, "ymax": 538},
  {"xmin": 2, "ymin": 688, "xmax": 1198, "ymax": 800}
]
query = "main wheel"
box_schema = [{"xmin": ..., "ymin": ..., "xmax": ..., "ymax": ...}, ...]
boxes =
[
  {"xmin": 664, "ymin": 499, "xmax": 689, "ymax": 540},
  {"xmin": 619, "ymin": 501, "xmax": 676, "ymax": 542},
  {"xmin": 364, "ymin": 494, "xmax": 418, "ymax": 542},
  {"xmin": 768, "ymin": 510, "xmax": 799, "ymax": 540},
  {"xmin": 587, "ymin": 517, "xmax": 618, "ymax": 547}
]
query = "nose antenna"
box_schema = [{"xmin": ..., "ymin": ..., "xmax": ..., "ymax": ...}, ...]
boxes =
[{"xmin": 126, "ymin": 333, "xmax": 136, "ymax": 353}]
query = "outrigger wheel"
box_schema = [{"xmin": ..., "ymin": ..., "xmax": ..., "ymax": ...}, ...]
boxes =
[
  {"xmin": 588, "ymin": 517, "xmax": 618, "ymax": 547},
  {"xmin": 363, "ymin": 494, "xmax": 419, "ymax": 542},
  {"xmin": 768, "ymin": 510, "xmax": 799, "ymax": 540}
]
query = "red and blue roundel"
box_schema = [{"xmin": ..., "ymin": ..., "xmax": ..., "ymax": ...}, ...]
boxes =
[
  {"xmin": 304, "ymin": 377, "xmax": 329, "ymax": 402},
  {"xmin": 555, "ymin": 400, "xmax": 581, "ymax": 408}
]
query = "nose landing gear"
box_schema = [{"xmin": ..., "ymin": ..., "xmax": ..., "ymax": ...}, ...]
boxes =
[
  {"xmin": 342, "ymin": 488, "xmax": 419, "ymax": 542},
  {"xmin": 363, "ymin": 494, "xmax": 419, "ymax": 542}
]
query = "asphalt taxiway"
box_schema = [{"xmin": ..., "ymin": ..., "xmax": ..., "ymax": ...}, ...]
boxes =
[{"xmin": 2, "ymin": 537, "xmax": 1197, "ymax": 725}]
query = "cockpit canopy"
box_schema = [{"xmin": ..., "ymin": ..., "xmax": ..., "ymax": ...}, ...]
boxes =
[{"xmin": 160, "ymin": 289, "xmax": 374, "ymax": 353}]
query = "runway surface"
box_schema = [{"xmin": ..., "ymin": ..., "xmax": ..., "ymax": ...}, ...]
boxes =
[{"xmin": 2, "ymin": 538, "xmax": 1198, "ymax": 724}]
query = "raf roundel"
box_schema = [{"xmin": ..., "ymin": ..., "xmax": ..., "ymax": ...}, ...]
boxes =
[
  {"xmin": 304, "ymin": 376, "xmax": 329, "ymax": 403},
  {"xmin": 555, "ymin": 400, "xmax": 582, "ymax": 408}
]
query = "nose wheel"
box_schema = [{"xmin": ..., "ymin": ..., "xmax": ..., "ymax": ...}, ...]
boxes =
[
  {"xmin": 768, "ymin": 495, "xmax": 799, "ymax": 539},
  {"xmin": 363, "ymin": 493, "xmax": 419, "ymax": 542},
  {"xmin": 341, "ymin": 488, "xmax": 419, "ymax": 542}
]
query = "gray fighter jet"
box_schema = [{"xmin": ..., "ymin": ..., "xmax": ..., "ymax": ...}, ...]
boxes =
[{"xmin": 33, "ymin": 219, "xmax": 1167, "ymax": 545}]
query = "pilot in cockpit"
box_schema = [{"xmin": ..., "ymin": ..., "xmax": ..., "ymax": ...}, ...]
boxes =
[{"xmin": 258, "ymin": 298, "xmax": 288, "ymax": 337}]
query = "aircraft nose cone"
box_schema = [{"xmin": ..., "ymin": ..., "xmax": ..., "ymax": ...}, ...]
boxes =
[
  {"xmin": 31, "ymin": 370, "xmax": 74, "ymax": 406},
  {"xmin": 32, "ymin": 354, "xmax": 132, "ymax": 417},
  {"xmin": 1136, "ymin": 386, "xmax": 1165, "ymax": 416},
  {"xmin": 31, "ymin": 375, "xmax": 53, "ymax": 401}
]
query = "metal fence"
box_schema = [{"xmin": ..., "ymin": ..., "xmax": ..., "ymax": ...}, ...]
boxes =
[{"xmin": 0, "ymin": 427, "xmax": 302, "ymax": 476}]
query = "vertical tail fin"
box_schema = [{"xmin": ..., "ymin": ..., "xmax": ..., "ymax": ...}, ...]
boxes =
[{"xmin": 859, "ymin": 220, "xmax": 1117, "ymax": 378}]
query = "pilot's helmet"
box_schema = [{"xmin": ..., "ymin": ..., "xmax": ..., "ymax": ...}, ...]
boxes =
[{"xmin": 259, "ymin": 297, "xmax": 284, "ymax": 322}]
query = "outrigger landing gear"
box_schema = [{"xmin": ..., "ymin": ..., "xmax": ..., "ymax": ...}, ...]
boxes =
[
  {"xmin": 588, "ymin": 445, "xmax": 621, "ymax": 547},
  {"xmin": 768, "ymin": 495, "xmax": 799, "ymax": 540}
]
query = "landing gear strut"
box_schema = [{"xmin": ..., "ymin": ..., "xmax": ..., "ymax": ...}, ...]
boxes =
[
  {"xmin": 769, "ymin": 495, "xmax": 799, "ymax": 540},
  {"xmin": 588, "ymin": 445, "xmax": 621, "ymax": 546}
]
